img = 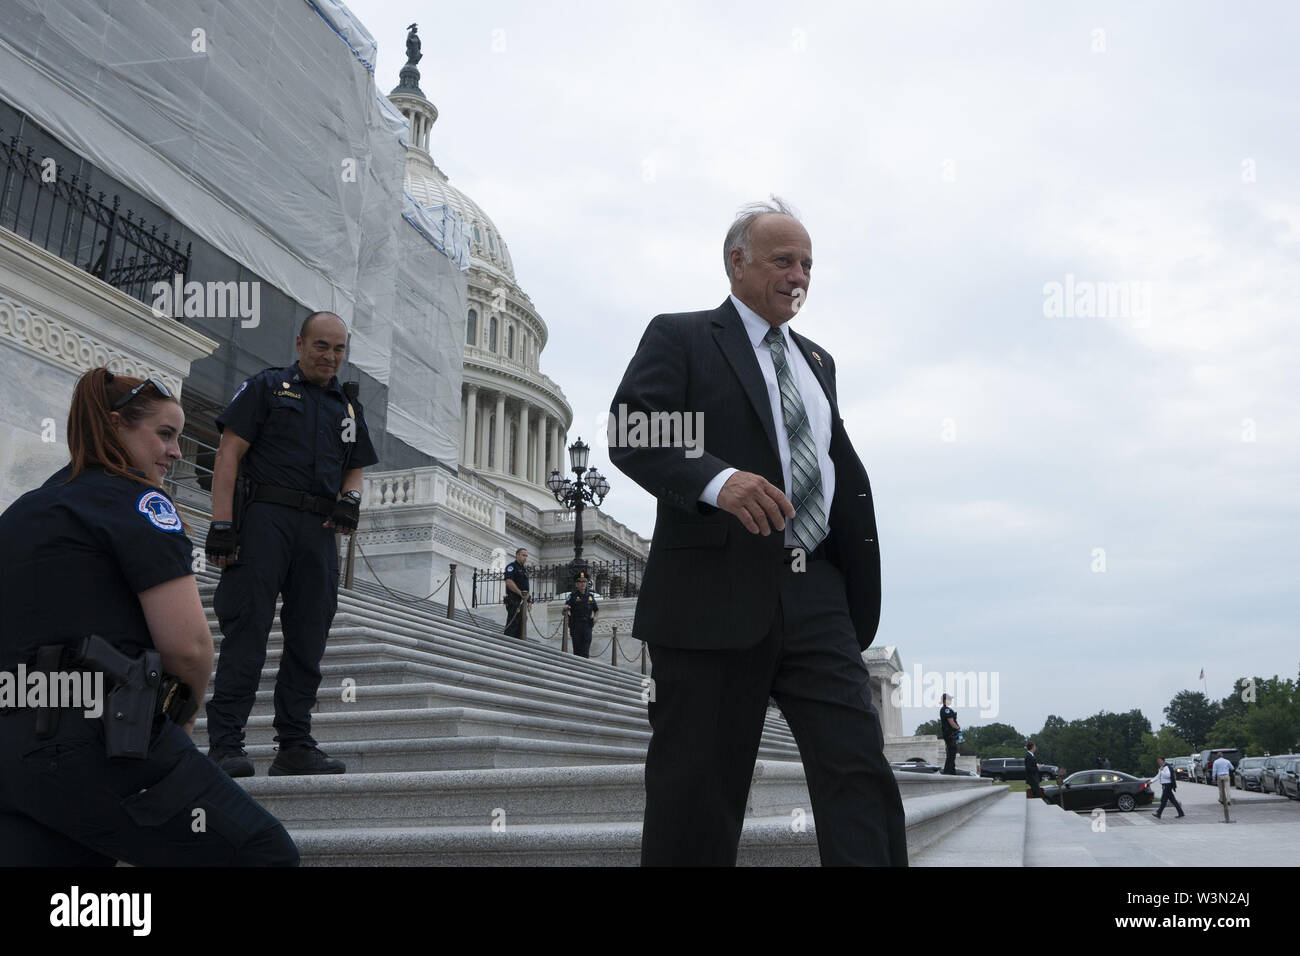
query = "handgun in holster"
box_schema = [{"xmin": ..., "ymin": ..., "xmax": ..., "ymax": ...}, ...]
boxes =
[{"xmin": 76, "ymin": 634, "xmax": 198, "ymax": 759}]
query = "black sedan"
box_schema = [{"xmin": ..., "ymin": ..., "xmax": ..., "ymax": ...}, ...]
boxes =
[
  {"xmin": 1040, "ymin": 770, "xmax": 1155, "ymax": 812},
  {"xmin": 891, "ymin": 759, "xmax": 941, "ymax": 774}
]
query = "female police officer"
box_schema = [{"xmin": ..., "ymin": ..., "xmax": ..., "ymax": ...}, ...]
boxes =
[{"xmin": 0, "ymin": 367, "xmax": 298, "ymax": 865}]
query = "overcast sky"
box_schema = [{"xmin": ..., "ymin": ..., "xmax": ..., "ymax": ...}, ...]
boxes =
[{"xmin": 346, "ymin": 0, "xmax": 1299, "ymax": 737}]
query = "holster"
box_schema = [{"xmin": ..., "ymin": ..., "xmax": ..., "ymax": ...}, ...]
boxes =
[
  {"xmin": 231, "ymin": 469, "xmax": 252, "ymax": 535},
  {"xmin": 76, "ymin": 635, "xmax": 196, "ymax": 760}
]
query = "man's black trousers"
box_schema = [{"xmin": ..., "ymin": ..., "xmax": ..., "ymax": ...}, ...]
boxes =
[
  {"xmin": 1157, "ymin": 783, "xmax": 1183, "ymax": 816},
  {"xmin": 503, "ymin": 595, "xmax": 524, "ymax": 638},
  {"xmin": 571, "ymin": 622, "xmax": 592, "ymax": 658},
  {"xmin": 640, "ymin": 558, "xmax": 907, "ymax": 866},
  {"xmin": 207, "ymin": 502, "xmax": 339, "ymax": 749}
]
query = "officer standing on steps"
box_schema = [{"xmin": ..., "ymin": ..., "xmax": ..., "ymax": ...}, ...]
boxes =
[
  {"xmin": 939, "ymin": 694, "xmax": 960, "ymax": 774},
  {"xmin": 502, "ymin": 548, "xmax": 530, "ymax": 639},
  {"xmin": 563, "ymin": 573, "xmax": 599, "ymax": 658},
  {"xmin": 204, "ymin": 311, "xmax": 379, "ymax": 778}
]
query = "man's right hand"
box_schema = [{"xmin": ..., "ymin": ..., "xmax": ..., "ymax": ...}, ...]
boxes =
[
  {"xmin": 717, "ymin": 472, "xmax": 795, "ymax": 535},
  {"xmin": 205, "ymin": 521, "xmax": 239, "ymax": 569}
]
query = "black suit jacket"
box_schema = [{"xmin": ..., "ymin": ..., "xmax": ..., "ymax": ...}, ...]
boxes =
[
  {"xmin": 1025, "ymin": 751, "xmax": 1040, "ymax": 786},
  {"xmin": 608, "ymin": 298, "xmax": 881, "ymax": 651}
]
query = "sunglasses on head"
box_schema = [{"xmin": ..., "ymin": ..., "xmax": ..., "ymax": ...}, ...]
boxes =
[{"xmin": 109, "ymin": 374, "xmax": 173, "ymax": 411}]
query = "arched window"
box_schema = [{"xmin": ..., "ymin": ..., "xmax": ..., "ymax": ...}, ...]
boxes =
[
  {"xmin": 466, "ymin": 309, "xmax": 478, "ymax": 346},
  {"xmin": 507, "ymin": 325, "xmax": 514, "ymax": 358},
  {"xmin": 489, "ymin": 316, "xmax": 498, "ymax": 353}
]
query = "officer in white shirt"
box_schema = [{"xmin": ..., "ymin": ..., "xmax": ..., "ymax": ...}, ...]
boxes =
[{"xmin": 1211, "ymin": 753, "xmax": 1235, "ymax": 823}]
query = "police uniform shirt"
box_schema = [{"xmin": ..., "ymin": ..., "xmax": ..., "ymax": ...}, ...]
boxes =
[
  {"xmin": 939, "ymin": 705, "xmax": 957, "ymax": 738},
  {"xmin": 503, "ymin": 562, "xmax": 529, "ymax": 599},
  {"xmin": 0, "ymin": 465, "xmax": 194, "ymax": 663},
  {"xmin": 566, "ymin": 589, "xmax": 597, "ymax": 626},
  {"xmin": 218, "ymin": 362, "xmax": 379, "ymax": 498}
]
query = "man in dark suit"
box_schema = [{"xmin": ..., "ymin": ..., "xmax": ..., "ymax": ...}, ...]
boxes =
[
  {"xmin": 608, "ymin": 197, "xmax": 906, "ymax": 866},
  {"xmin": 1025, "ymin": 740, "xmax": 1041, "ymax": 798}
]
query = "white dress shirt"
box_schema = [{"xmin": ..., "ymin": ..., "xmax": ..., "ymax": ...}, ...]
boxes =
[
  {"xmin": 699, "ymin": 294, "xmax": 835, "ymax": 548},
  {"xmin": 1212, "ymin": 757, "xmax": 1233, "ymax": 780}
]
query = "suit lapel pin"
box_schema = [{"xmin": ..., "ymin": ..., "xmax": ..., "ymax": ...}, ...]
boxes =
[{"xmin": 811, "ymin": 351, "xmax": 823, "ymax": 366}]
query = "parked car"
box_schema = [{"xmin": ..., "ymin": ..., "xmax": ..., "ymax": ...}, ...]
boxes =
[
  {"xmin": 1235, "ymin": 756, "xmax": 1269, "ymax": 791},
  {"xmin": 1279, "ymin": 758, "xmax": 1300, "ymax": 801},
  {"xmin": 978, "ymin": 756, "xmax": 1059, "ymax": 781},
  {"xmin": 1193, "ymin": 751, "xmax": 1209, "ymax": 783},
  {"xmin": 1260, "ymin": 755, "xmax": 1298, "ymax": 795},
  {"xmin": 1168, "ymin": 757, "xmax": 1193, "ymax": 782},
  {"xmin": 1040, "ymin": 770, "xmax": 1154, "ymax": 812},
  {"xmin": 1195, "ymin": 748, "xmax": 1242, "ymax": 783},
  {"xmin": 891, "ymin": 758, "xmax": 941, "ymax": 774}
]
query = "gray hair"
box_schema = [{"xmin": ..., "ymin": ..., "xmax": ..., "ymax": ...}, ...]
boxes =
[{"xmin": 723, "ymin": 195, "xmax": 801, "ymax": 279}]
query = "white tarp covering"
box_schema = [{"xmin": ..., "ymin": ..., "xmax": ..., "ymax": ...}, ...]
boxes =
[{"xmin": 0, "ymin": 0, "xmax": 464, "ymax": 464}]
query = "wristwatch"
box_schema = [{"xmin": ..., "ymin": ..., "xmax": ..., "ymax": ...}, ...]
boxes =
[{"xmin": 342, "ymin": 490, "xmax": 362, "ymax": 504}]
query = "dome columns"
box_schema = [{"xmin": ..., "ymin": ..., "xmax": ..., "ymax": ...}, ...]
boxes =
[{"xmin": 462, "ymin": 384, "xmax": 568, "ymax": 488}]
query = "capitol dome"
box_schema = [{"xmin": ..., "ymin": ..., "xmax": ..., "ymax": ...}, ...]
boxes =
[
  {"xmin": 388, "ymin": 44, "xmax": 572, "ymax": 513},
  {"xmin": 405, "ymin": 167, "xmax": 516, "ymax": 285}
]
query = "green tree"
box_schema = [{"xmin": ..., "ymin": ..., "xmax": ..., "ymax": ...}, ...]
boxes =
[
  {"xmin": 1139, "ymin": 726, "xmax": 1191, "ymax": 773},
  {"xmin": 1027, "ymin": 710, "xmax": 1151, "ymax": 776},
  {"xmin": 914, "ymin": 718, "xmax": 941, "ymax": 738},
  {"xmin": 1207, "ymin": 712, "xmax": 1251, "ymax": 752},
  {"xmin": 960, "ymin": 722, "xmax": 1024, "ymax": 757},
  {"xmin": 1219, "ymin": 675, "xmax": 1300, "ymax": 755},
  {"xmin": 1164, "ymin": 691, "xmax": 1219, "ymax": 750}
]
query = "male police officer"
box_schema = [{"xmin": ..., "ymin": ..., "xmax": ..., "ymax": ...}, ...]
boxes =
[
  {"xmin": 502, "ymin": 548, "xmax": 530, "ymax": 639},
  {"xmin": 564, "ymin": 573, "xmax": 599, "ymax": 658},
  {"xmin": 204, "ymin": 312, "xmax": 378, "ymax": 776}
]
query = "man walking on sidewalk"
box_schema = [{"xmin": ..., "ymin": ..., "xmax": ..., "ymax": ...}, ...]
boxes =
[
  {"xmin": 1212, "ymin": 752, "xmax": 1235, "ymax": 823},
  {"xmin": 1152, "ymin": 756, "xmax": 1185, "ymax": 820}
]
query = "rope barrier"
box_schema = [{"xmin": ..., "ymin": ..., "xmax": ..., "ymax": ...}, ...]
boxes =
[
  {"xmin": 615, "ymin": 631, "xmax": 643, "ymax": 663},
  {"xmin": 348, "ymin": 535, "xmax": 630, "ymax": 663},
  {"xmin": 527, "ymin": 603, "xmax": 563, "ymax": 643},
  {"xmin": 454, "ymin": 577, "xmax": 484, "ymax": 629},
  {"xmin": 351, "ymin": 537, "xmax": 449, "ymax": 604}
]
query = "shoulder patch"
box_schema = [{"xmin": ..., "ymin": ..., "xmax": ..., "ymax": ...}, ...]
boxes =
[
  {"xmin": 505, "ymin": 564, "xmax": 515, "ymax": 572},
  {"xmin": 232, "ymin": 380, "xmax": 249, "ymax": 401},
  {"xmin": 136, "ymin": 490, "xmax": 184, "ymax": 533}
]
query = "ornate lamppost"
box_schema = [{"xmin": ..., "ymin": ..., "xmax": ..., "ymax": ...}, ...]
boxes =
[{"xmin": 547, "ymin": 438, "xmax": 610, "ymax": 590}]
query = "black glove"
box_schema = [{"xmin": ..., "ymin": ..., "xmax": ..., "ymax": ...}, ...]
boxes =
[
  {"xmin": 331, "ymin": 496, "xmax": 360, "ymax": 532},
  {"xmin": 206, "ymin": 521, "xmax": 238, "ymax": 562}
]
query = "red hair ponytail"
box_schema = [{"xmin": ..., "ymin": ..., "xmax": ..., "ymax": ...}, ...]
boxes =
[{"xmin": 66, "ymin": 367, "xmax": 178, "ymax": 487}]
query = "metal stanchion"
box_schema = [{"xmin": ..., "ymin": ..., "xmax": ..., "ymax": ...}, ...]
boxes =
[
  {"xmin": 520, "ymin": 592, "xmax": 529, "ymax": 641},
  {"xmin": 561, "ymin": 611, "xmax": 569, "ymax": 653},
  {"xmin": 447, "ymin": 563, "xmax": 457, "ymax": 619},
  {"xmin": 344, "ymin": 532, "xmax": 356, "ymax": 588},
  {"xmin": 641, "ymin": 641, "xmax": 646, "ymax": 675},
  {"xmin": 611, "ymin": 624, "xmax": 617, "ymax": 667}
]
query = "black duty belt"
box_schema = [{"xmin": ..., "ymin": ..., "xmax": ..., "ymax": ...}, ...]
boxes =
[
  {"xmin": 783, "ymin": 542, "xmax": 827, "ymax": 564},
  {"xmin": 251, "ymin": 483, "xmax": 336, "ymax": 517}
]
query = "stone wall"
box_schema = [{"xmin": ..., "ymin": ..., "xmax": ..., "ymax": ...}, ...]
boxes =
[{"xmin": 0, "ymin": 230, "xmax": 216, "ymax": 510}]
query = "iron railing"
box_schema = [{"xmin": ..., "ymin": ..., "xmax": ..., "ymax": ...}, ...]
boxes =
[
  {"xmin": 0, "ymin": 126, "xmax": 191, "ymax": 303},
  {"xmin": 472, "ymin": 557, "xmax": 643, "ymax": 607}
]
